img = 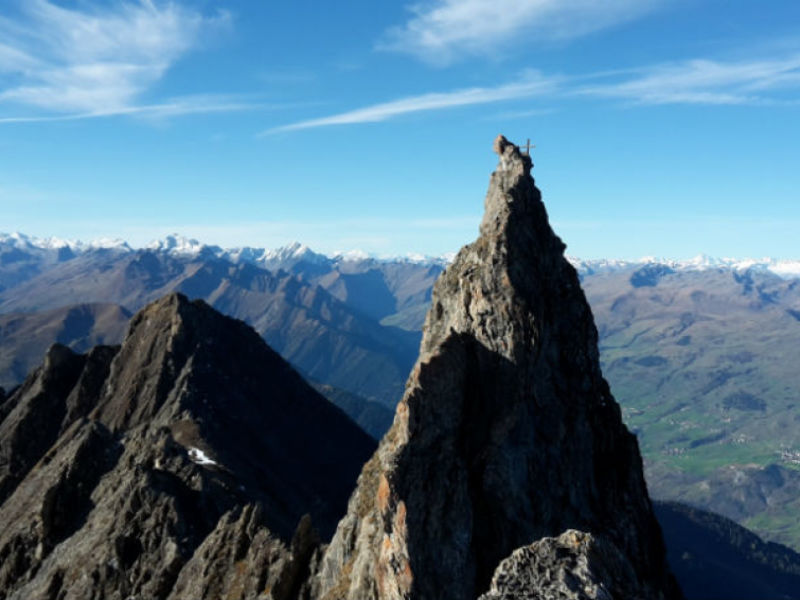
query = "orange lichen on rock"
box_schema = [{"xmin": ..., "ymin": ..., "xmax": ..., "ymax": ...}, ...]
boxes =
[
  {"xmin": 376, "ymin": 474, "xmax": 391, "ymax": 513},
  {"xmin": 393, "ymin": 500, "xmax": 407, "ymax": 539}
]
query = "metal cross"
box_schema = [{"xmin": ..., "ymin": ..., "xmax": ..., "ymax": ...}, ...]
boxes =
[{"xmin": 522, "ymin": 139, "xmax": 535, "ymax": 155}]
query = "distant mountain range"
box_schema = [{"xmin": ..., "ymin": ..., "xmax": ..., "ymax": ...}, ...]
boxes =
[
  {"xmin": 0, "ymin": 232, "xmax": 451, "ymax": 272},
  {"xmin": 571, "ymin": 254, "xmax": 800, "ymax": 279},
  {"xmin": 4, "ymin": 230, "xmax": 800, "ymax": 275},
  {"xmin": 0, "ymin": 233, "xmax": 439, "ymax": 407},
  {"xmin": 2, "ymin": 231, "xmax": 800, "ymax": 551}
]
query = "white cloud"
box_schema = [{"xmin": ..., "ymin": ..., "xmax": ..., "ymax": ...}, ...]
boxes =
[
  {"xmin": 0, "ymin": 0, "xmax": 230, "ymax": 116},
  {"xmin": 577, "ymin": 55, "xmax": 800, "ymax": 105},
  {"xmin": 267, "ymin": 52, "xmax": 800, "ymax": 134},
  {"xmin": 0, "ymin": 95, "xmax": 271, "ymax": 124},
  {"xmin": 381, "ymin": 0, "xmax": 661, "ymax": 65},
  {"xmin": 264, "ymin": 72, "xmax": 559, "ymax": 133}
]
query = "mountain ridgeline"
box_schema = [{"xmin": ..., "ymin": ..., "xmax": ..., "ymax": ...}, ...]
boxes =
[{"xmin": 0, "ymin": 242, "xmax": 430, "ymax": 406}]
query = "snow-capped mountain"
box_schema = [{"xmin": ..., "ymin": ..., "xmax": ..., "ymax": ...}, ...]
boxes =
[
  {"xmin": 2, "ymin": 231, "xmax": 798, "ymax": 279},
  {"xmin": 145, "ymin": 234, "xmax": 214, "ymax": 257},
  {"xmin": 0, "ymin": 232, "xmax": 132, "ymax": 291},
  {"xmin": 0, "ymin": 232, "xmax": 131, "ymax": 254},
  {"xmin": 568, "ymin": 254, "xmax": 800, "ymax": 279},
  {"xmin": 256, "ymin": 241, "xmax": 330, "ymax": 269}
]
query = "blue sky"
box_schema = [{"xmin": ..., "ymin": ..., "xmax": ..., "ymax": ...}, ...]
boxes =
[{"xmin": 0, "ymin": 0, "xmax": 798, "ymax": 259}]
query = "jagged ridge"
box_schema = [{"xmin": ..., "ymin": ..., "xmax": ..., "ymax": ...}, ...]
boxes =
[{"xmin": 0, "ymin": 293, "xmax": 375, "ymax": 599}]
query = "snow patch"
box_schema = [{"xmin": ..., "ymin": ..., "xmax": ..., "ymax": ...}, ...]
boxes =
[{"xmin": 188, "ymin": 447, "xmax": 217, "ymax": 466}]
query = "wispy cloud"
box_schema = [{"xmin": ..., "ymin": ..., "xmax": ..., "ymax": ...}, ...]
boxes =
[
  {"xmin": 264, "ymin": 72, "xmax": 559, "ymax": 134},
  {"xmin": 486, "ymin": 107, "xmax": 557, "ymax": 121},
  {"xmin": 381, "ymin": 0, "xmax": 661, "ymax": 65},
  {"xmin": 0, "ymin": 0, "xmax": 235, "ymax": 120},
  {"xmin": 0, "ymin": 95, "xmax": 276, "ymax": 124},
  {"xmin": 268, "ymin": 52, "xmax": 800, "ymax": 134},
  {"xmin": 578, "ymin": 55, "xmax": 800, "ymax": 105}
]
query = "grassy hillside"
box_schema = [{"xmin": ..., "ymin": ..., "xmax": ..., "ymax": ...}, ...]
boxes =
[{"xmin": 581, "ymin": 266, "xmax": 800, "ymax": 548}]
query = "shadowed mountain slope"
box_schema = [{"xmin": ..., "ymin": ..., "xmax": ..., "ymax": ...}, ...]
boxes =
[
  {"xmin": 0, "ymin": 293, "xmax": 375, "ymax": 600},
  {"xmin": 0, "ymin": 252, "xmax": 418, "ymax": 406},
  {"xmin": 0, "ymin": 302, "xmax": 130, "ymax": 390},
  {"xmin": 654, "ymin": 501, "xmax": 800, "ymax": 600}
]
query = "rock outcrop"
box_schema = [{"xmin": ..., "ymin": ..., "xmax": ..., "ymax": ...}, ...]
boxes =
[
  {"xmin": 312, "ymin": 136, "xmax": 682, "ymax": 599},
  {"xmin": 478, "ymin": 530, "xmax": 646, "ymax": 600},
  {"xmin": 0, "ymin": 293, "xmax": 375, "ymax": 599}
]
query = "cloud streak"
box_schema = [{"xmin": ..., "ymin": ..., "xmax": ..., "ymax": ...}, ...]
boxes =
[
  {"xmin": 268, "ymin": 53, "xmax": 800, "ymax": 133},
  {"xmin": 0, "ymin": 0, "xmax": 232, "ymax": 119},
  {"xmin": 264, "ymin": 72, "xmax": 559, "ymax": 133},
  {"xmin": 381, "ymin": 0, "xmax": 661, "ymax": 65},
  {"xmin": 0, "ymin": 95, "xmax": 272, "ymax": 124},
  {"xmin": 578, "ymin": 55, "xmax": 800, "ymax": 105}
]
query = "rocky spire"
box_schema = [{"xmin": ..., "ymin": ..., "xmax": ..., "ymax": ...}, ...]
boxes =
[{"xmin": 313, "ymin": 135, "xmax": 682, "ymax": 599}]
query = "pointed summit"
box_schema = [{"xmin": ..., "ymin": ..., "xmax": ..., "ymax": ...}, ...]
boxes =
[{"xmin": 313, "ymin": 136, "xmax": 681, "ymax": 599}]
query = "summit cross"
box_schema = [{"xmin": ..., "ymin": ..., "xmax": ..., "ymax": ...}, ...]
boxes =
[{"xmin": 522, "ymin": 139, "xmax": 535, "ymax": 156}]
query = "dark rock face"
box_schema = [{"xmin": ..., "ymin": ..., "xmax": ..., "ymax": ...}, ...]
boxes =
[
  {"xmin": 0, "ymin": 293, "xmax": 375, "ymax": 600},
  {"xmin": 312, "ymin": 136, "xmax": 681, "ymax": 599},
  {"xmin": 167, "ymin": 505, "xmax": 318, "ymax": 600},
  {"xmin": 0, "ymin": 344, "xmax": 98, "ymax": 504}
]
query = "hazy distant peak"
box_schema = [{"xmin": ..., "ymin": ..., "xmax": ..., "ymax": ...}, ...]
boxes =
[
  {"xmin": 0, "ymin": 231, "xmax": 72, "ymax": 250},
  {"xmin": 3, "ymin": 231, "xmax": 798, "ymax": 277},
  {"xmin": 331, "ymin": 248, "xmax": 370, "ymax": 262},
  {"xmin": 0, "ymin": 232, "xmax": 132, "ymax": 255},
  {"xmin": 146, "ymin": 233, "xmax": 202, "ymax": 255},
  {"xmin": 145, "ymin": 233, "xmax": 223, "ymax": 258},
  {"xmin": 262, "ymin": 241, "xmax": 328, "ymax": 264},
  {"xmin": 84, "ymin": 238, "xmax": 132, "ymax": 252},
  {"xmin": 568, "ymin": 255, "xmax": 800, "ymax": 279}
]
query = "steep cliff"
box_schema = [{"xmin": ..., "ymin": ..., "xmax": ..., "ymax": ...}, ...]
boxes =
[{"xmin": 312, "ymin": 136, "xmax": 682, "ymax": 599}]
